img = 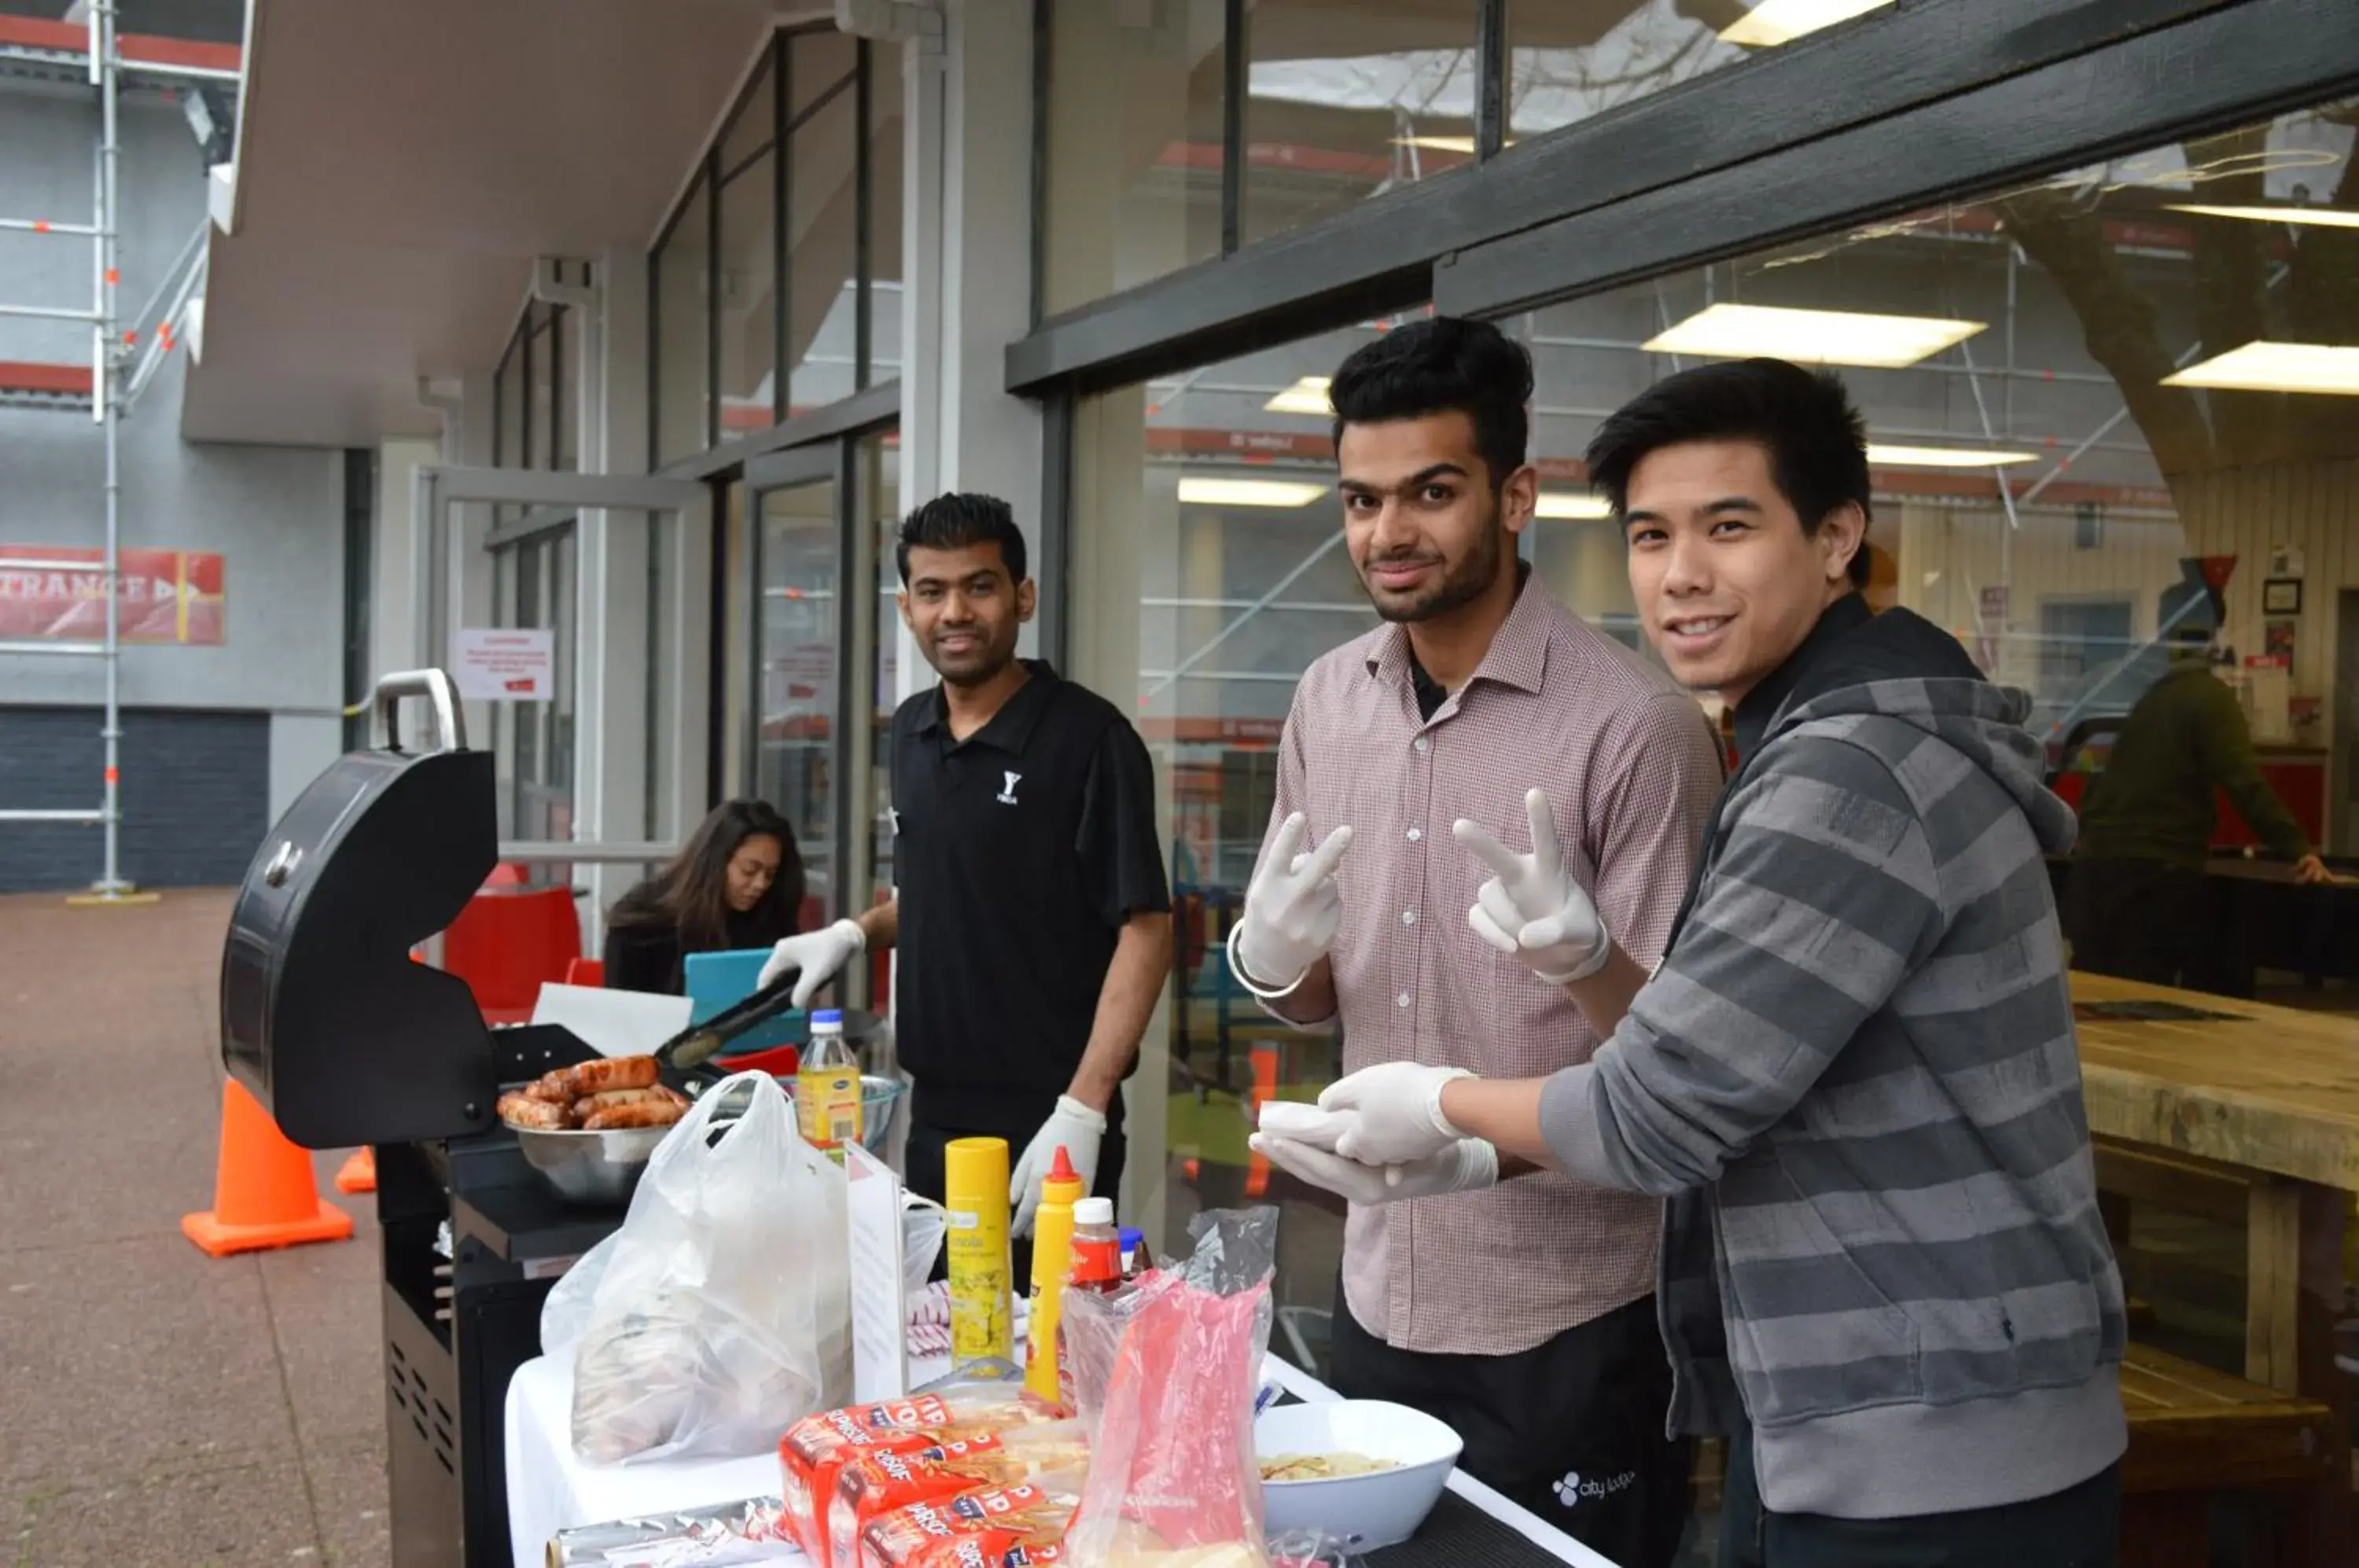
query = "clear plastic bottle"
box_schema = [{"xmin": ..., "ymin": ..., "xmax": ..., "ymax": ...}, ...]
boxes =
[
  {"xmin": 1067, "ymin": 1197, "xmax": 1121, "ymax": 1294},
  {"xmin": 797, "ymin": 1007, "xmax": 863, "ymax": 1158}
]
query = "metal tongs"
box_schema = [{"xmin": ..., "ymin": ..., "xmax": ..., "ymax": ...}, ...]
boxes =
[{"xmin": 648, "ymin": 963, "xmax": 804, "ymax": 1093}]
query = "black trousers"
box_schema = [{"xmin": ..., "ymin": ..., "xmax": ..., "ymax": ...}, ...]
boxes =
[
  {"xmin": 1328, "ymin": 1288, "xmax": 1692, "ymax": 1568},
  {"xmin": 1720, "ymin": 1419, "xmax": 2120, "ymax": 1567},
  {"xmin": 2066, "ymin": 856, "xmax": 2226, "ymax": 992},
  {"xmin": 903, "ymin": 1093, "xmax": 1128, "ymax": 1288}
]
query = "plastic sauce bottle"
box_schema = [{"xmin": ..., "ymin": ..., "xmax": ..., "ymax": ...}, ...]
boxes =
[
  {"xmin": 1117, "ymin": 1227, "xmax": 1147, "ymax": 1279},
  {"xmin": 944, "ymin": 1137, "xmax": 1014, "ymax": 1365},
  {"xmin": 1021, "ymin": 1146, "xmax": 1088, "ymax": 1407},
  {"xmin": 1067, "ymin": 1198, "xmax": 1121, "ymax": 1294},
  {"xmin": 797, "ymin": 1008, "xmax": 863, "ymax": 1160},
  {"xmin": 1057, "ymin": 1197, "xmax": 1124, "ymax": 1413}
]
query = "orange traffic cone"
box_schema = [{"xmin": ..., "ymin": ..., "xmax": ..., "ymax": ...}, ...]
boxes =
[
  {"xmin": 334, "ymin": 1147, "xmax": 377, "ymax": 1195},
  {"xmin": 1246, "ymin": 1044, "xmax": 1278, "ymax": 1200},
  {"xmin": 182, "ymin": 1079, "xmax": 355, "ymax": 1257}
]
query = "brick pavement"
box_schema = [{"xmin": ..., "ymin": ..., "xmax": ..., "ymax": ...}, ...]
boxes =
[{"xmin": 0, "ymin": 889, "xmax": 388, "ymax": 1568}]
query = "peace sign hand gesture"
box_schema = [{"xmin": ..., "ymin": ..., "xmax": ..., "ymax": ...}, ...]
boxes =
[{"xmin": 1453, "ymin": 787, "xmax": 1612, "ymax": 985}]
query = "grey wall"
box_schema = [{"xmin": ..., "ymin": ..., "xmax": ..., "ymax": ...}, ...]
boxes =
[
  {"xmin": 0, "ymin": 705, "xmax": 268, "ymax": 889},
  {"xmin": 0, "ymin": 84, "xmax": 346, "ymax": 837}
]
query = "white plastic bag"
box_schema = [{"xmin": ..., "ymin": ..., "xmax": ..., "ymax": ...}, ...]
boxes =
[{"xmin": 545, "ymin": 1071, "xmax": 852, "ymax": 1465}]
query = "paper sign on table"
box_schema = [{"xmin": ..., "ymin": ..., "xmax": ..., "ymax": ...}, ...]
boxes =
[
  {"xmin": 845, "ymin": 1141, "xmax": 907, "ymax": 1404},
  {"xmin": 531, "ymin": 982, "xmax": 693, "ymax": 1058}
]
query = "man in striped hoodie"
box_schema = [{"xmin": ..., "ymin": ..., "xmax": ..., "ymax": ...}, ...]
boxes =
[{"xmin": 1256, "ymin": 359, "xmax": 2128, "ymax": 1566}]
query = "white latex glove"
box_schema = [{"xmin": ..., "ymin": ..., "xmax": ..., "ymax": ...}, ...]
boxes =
[
  {"xmin": 1255, "ymin": 1099, "xmax": 1355, "ymax": 1152},
  {"xmin": 1010, "ymin": 1095, "xmax": 1107, "ymax": 1237},
  {"xmin": 1249, "ymin": 1132, "xmax": 1498, "ymax": 1205},
  {"xmin": 1231, "ymin": 812, "xmax": 1354, "ymax": 993},
  {"xmin": 756, "ymin": 918, "xmax": 865, "ymax": 1008},
  {"xmin": 1454, "ymin": 787, "xmax": 1610, "ymax": 985},
  {"xmin": 1319, "ymin": 1061, "xmax": 1474, "ymax": 1167}
]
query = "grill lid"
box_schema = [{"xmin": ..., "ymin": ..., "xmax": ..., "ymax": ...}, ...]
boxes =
[{"xmin": 221, "ymin": 672, "xmax": 500, "ymax": 1148}]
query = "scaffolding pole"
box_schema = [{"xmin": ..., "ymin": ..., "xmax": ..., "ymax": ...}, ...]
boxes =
[{"xmin": 0, "ymin": 0, "xmax": 154, "ymax": 902}]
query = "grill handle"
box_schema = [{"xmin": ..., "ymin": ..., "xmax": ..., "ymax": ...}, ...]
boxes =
[{"xmin": 374, "ymin": 668, "xmax": 469, "ymax": 755}]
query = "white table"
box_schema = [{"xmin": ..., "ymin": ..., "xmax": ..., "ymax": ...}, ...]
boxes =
[{"xmin": 507, "ymin": 1349, "xmax": 1617, "ymax": 1568}]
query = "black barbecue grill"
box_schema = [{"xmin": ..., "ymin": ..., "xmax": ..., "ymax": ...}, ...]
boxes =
[{"xmin": 220, "ymin": 670, "xmax": 625, "ymax": 1568}]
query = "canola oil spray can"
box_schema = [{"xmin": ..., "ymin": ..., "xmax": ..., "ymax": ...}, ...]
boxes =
[{"xmin": 943, "ymin": 1137, "xmax": 1014, "ymax": 1364}]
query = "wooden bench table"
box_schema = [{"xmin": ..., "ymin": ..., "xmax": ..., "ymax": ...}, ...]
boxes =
[{"xmin": 2073, "ymin": 971, "xmax": 2359, "ymax": 1561}]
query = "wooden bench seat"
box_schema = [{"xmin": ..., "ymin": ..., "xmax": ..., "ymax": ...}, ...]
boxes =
[{"xmin": 2119, "ymin": 1342, "xmax": 2335, "ymax": 1567}]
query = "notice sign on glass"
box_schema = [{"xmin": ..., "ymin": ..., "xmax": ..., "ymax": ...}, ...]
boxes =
[
  {"xmin": 452, "ymin": 627, "xmax": 555, "ymax": 700},
  {"xmin": 0, "ymin": 546, "xmax": 225, "ymax": 644}
]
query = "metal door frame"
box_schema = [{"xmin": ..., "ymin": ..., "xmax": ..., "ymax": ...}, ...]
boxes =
[
  {"xmin": 411, "ymin": 465, "xmax": 709, "ymax": 912},
  {"xmin": 742, "ymin": 439, "xmax": 866, "ymax": 950}
]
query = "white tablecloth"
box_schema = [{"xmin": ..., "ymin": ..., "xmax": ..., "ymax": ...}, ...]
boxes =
[{"xmin": 509, "ymin": 1349, "xmax": 1615, "ymax": 1568}]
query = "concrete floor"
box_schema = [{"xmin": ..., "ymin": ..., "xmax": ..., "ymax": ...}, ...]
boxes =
[{"xmin": 0, "ymin": 889, "xmax": 388, "ymax": 1568}]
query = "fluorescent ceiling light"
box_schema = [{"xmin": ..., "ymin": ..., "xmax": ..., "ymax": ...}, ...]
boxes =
[
  {"xmin": 1389, "ymin": 135, "xmax": 1514, "ymax": 155},
  {"xmin": 1176, "ymin": 477, "xmax": 1329, "ymax": 508},
  {"xmin": 2166, "ymin": 203, "xmax": 2359, "ymax": 230},
  {"xmin": 1867, "ymin": 443, "xmax": 2039, "ymax": 468},
  {"xmin": 1264, "ymin": 376, "xmax": 1333, "ymax": 414},
  {"xmin": 1720, "ymin": 0, "xmax": 1897, "ymax": 47},
  {"xmin": 1643, "ymin": 302, "xmax": 1985, "ymax": 367},
  {"xmin": 1534, "ymin": 491, "xmax": 1612, "ymax": 520},
  {"xmin": 2163, "ymin": 341, "xmax": 2359, "ymax": 396}
]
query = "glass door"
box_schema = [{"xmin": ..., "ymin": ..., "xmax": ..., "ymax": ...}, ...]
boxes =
[{"xmin": 749, "ymin": 444, "xmax": 846, "ymax": 930}]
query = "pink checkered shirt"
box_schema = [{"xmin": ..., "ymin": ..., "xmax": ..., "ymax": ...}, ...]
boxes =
[{"xmin": 1261, "ymin": 577, "xmax": 1725, "ymax": 1356}]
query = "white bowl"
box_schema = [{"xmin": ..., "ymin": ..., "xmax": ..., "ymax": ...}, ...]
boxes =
[{"xmin": 1253, "ymin": 1399, "xmax": 1462, "ymax": 1551}]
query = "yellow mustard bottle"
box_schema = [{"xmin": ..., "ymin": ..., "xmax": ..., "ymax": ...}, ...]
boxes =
[
  {"xmin": 796, "ymin": 1009, "xmax": 863, "ymax": 1161},
  {"xmin": 944, "ymin": 1136, "xmax": 1014, "ymax": 1365},
  {"xmin": 1022, "ymin": 1145, "xmax": 1087, "ymax": 1407}
]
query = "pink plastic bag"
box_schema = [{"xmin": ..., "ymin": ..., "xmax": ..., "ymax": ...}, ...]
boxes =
[{"xmin": 1062, "ymin": 1209, "xmax": 1278, "ymax": 1567}]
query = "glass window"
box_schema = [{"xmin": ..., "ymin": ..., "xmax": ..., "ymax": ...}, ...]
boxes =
[
  {"xmin": 1507, "ymin": 0, "xmax": 1890, "ymax": 143},
  {"xmin": 528, "ymin": 302, "xmax": 556, "ymax": 469},
  {"xmin": 1074, "ymin": 324, "xmax": 1397, "ymax": 1359},
  {"xmin": 719, "ymin": 53, "xmax": 781, "ymax": 436},
  {"xmin": 864, "ymin": 46, "xmax": 905, "ymax": 388},
  {"xmin": 862, "ymin": 430, "xmax": 900, "ymax": 914},
  {"xmin": 654, "ymin": 168, "xmax": 714, "ymax": 464},
  {"xmin": 786, "ymin": 30, "xmax": 862, "ymax": 411},
  {"xmin": 1508, "ymin": 99, "xmax": 2359, "ymax": 801},
  {"xmin": 1040, "ymin": 2, "xmax": 1227, "ymax": 316},
  {"xmin": 556, "ymin": 300, "xmax": 581, "ymax": 471},
  {"xmin": 758, "ymin": 476, "xmax": 843, "ymax": 925},
  {"xmin": 1242, "ymin": 2, "xmax": 1480, "ymax": 246}
]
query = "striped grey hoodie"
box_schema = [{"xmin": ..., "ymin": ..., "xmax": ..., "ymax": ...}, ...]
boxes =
[{"xmin": 1537, "ymin": 601, "xmax": 2128, "ymax": 1519}]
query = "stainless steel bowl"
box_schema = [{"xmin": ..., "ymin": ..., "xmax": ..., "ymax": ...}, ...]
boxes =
[{"xmin": 511, "ymin": 1121, "xmax": 669, "ymax": 1205}]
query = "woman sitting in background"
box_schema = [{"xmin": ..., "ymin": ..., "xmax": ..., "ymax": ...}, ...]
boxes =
[{"xmin": 603, "ymin": 799, "xmax": 806, "ymax": 994}]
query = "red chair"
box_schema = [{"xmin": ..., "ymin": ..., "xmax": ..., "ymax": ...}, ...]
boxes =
[
  {"xmin": 440, "ymin": 884, "xmax": 582, "ymax": 1025},
  {"xmin": 564, "ymin": 957, "xmax": 605, "ymax": 987}
]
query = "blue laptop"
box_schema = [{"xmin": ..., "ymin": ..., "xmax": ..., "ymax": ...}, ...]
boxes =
[{"xmin": 683, "ymin": 948, "xmax": 804, "ymax": 1056}]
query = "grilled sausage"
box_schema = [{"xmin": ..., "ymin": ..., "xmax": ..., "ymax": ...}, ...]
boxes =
[
  {"xmin": 572, "ymin": 1088, "xmax": 664, "ymax": 1120},
  {"xmin": 522, "ymin": 1073, "xmax": 574, "ymax": 1105},
  {"xmin": 498, "ymin": 1092, "xmax": 571, "ymax": 1130},
  {"xmin": 565, "ymin": 1055, "xmax": 661, "ymax": 1095},
  {"xmin": 583, "ymin": 1099, "xmax": 686, "ymax": 1131}
]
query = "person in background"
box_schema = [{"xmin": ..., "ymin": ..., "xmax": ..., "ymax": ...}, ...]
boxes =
[
  {"xmin": 1262, "ymin": 359, "xmax": 2127, "ymax": 1568},
  {"xmin": 1231, "ymin": 316, "xmax": 1724, "ymax": 1568},
  {"xmin": 602, "ymin": 798, "xmax": 806, "ymax": 995},
  {"xmin": 759, "ymin": 494, "xmax": 1172, "ymax": 1263},
  {"xmin": 2070, "ymin": 580, "xmax": 2331, "ymax": 987}
]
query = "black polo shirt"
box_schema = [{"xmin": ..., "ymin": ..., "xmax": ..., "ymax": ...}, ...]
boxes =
[{"xmin": 889, "ymin": 661, "xmax": 1170, "ymax": 1123}]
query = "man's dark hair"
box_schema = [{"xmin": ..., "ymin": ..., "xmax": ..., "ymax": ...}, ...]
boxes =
[
  {"xmin": 1329, "ymin": 315, "xmax": 1533, "ymax": 490},
  {"xmin": 896, "ymin": 492, "xmax": 1027, "ymax": 586},
  {"xmin": 1584, "ymin": 357, "xmax": 1875, "ymax": 588}
]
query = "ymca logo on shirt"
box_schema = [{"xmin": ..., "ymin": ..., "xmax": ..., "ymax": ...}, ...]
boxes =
[{"xmin": 996, "ymin": 771, "xmax": 1022, "ymax": 804}]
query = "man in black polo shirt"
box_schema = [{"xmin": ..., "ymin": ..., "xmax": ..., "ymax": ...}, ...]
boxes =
[{"xmin": 760, "ymin": 493, "xmax": 1173, "ymax": 1252}]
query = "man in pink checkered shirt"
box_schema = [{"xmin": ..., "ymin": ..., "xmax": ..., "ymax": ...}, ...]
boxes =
[{"xmin": 1226, "ymin": 318, "xmax": 1724, "ymax": 1568}]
